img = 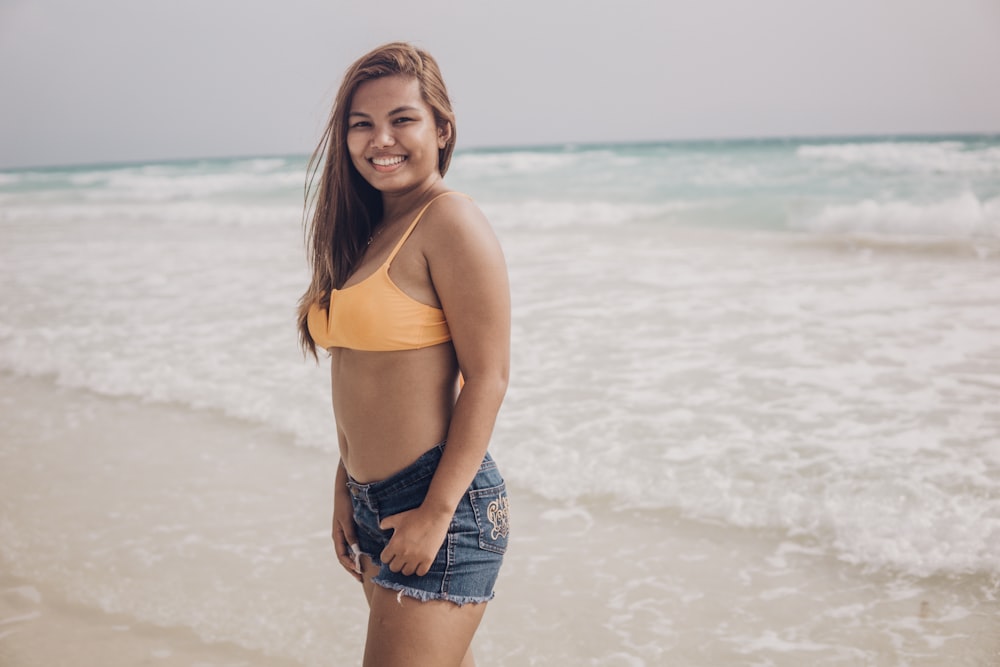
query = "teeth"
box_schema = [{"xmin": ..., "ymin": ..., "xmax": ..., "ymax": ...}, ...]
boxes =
[{"xmin": 372, "ymin": 156, "xmax": 405, "ymax": 167}]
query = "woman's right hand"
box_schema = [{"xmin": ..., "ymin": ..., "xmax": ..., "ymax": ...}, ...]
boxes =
[{"xmin": 332, "ymin": 464, "xmax": 363, "ymax": 582}]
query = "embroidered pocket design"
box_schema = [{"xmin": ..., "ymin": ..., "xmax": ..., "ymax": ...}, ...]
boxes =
[
  {"xmin": 469, "ymin": 483, "xmax": 509, "ymax": 555},
  {"xmin": 487, "ymin": 493, "xmax": 510, "ymax": 540}
]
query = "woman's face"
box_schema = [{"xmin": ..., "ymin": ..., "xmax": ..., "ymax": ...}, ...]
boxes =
[{"xmin": 346, "ymin": 75, "xmax": 448, "ymax": 196}]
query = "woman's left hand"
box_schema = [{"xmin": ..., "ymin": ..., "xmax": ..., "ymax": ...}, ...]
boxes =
[{"xmin": 378, "ymin": 504, "xmax": 453, "ymax": 576}]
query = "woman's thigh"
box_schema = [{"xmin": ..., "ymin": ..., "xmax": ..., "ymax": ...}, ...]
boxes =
[{"xmin": 361, "ymin": 564, "xmax": 487, "ymax": 667}]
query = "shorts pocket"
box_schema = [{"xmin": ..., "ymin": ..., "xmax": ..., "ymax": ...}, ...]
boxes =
[{"xmin": 468, "ymin": 483, "xmax": 510, "ymax": 555}]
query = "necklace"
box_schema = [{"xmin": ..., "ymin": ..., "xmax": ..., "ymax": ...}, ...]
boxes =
[{"xmin": 367, "ymin": 224, "xmax": 384, "ymax": 247}]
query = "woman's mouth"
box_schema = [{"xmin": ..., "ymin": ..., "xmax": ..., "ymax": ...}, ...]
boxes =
[{"xmin": 370, "ymin": 155, "xmax": 406, "ymax": 171}]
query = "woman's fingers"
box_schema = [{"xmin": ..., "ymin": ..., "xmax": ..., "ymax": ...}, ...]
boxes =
[
  {"xmin": 378, "ymin": 508, "xmax": 448, "ymax": 576},
  {"xmin": 333, "ymin": 518, "xmax": 364, "ymax": 582}
]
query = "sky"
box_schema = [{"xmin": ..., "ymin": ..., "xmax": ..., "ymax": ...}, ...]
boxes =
[{"xmin": 1, "ymin": 0, "xmax": 999, "ymax": 169}]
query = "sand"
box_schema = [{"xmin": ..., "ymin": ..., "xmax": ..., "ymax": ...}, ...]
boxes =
[{"xmin": 1, "ymin": 373, "xmax": 998, "ymax": 666}]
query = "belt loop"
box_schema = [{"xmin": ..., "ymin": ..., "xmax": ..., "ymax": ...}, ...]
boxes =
[{"xmin": 346, "ymin": 477, "xmax": 377, "ymax": 510}]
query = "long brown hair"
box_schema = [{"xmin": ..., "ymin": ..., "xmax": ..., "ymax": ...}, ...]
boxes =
[{"xmin": 297, "ymin": 42, "xmax": 457, "ymax": 359}]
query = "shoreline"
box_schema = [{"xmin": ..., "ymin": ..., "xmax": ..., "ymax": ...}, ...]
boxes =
[{"xmin": 1, "ymin": 372, "xmax": 998, "ymax": 666}]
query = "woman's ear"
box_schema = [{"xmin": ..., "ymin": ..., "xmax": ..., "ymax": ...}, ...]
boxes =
[{"xmin": 437, "ymin": 122, "xmax": 452, "ymax": 149}]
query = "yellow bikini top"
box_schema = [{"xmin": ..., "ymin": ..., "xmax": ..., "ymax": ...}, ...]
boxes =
[{"xmin": 306, "ymin": 192, "xmax": 469, "ymax": 352}]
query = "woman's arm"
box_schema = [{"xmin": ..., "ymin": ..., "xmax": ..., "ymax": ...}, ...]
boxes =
[{"xmin": 378, "ymin": 196, "xmax": 510, "ymax": 577}]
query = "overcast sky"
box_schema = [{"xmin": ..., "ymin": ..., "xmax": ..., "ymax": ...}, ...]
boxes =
[{"xmin": 1, "ymin": 0, "xmax": 999, "ymax": 169}]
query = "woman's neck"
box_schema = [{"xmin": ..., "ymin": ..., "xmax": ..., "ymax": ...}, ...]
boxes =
[{"xmin": 379, "ymin": 177, "xmax": 446, "ymax": 221}]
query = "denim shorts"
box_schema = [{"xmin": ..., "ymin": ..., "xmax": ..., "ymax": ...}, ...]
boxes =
[{"xmin": 346, "ymin": 443, "xmax": 509, "ymax": 605}]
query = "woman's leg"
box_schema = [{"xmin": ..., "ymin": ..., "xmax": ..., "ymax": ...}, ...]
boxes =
[{"xmin": 360, "ymin": 557, "xmax": 486, "ymax": 667}]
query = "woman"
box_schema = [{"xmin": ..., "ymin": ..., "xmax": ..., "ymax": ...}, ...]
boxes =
[{"xmin": 297, "ymin": 43, "xmax": 511, "ymax": 667}]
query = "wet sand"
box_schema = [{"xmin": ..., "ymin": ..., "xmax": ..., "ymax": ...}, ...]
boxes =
[{"xmin": 1, "ymin": 373, "xmax": 998, "ymax": 666}]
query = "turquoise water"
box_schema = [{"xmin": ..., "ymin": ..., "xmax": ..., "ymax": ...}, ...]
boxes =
[
  {"xmin": 460, "ymin": 135, "xmax": 1000, "ymax": 235},
  {"xmin": 5, "ymin": 134, "xmax": 999, "ymax": 236}
]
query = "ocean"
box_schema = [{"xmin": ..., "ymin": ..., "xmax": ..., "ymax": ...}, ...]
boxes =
[{"xmin": 1, "ymin": 135, "xmax": 999, "ymax": 665}]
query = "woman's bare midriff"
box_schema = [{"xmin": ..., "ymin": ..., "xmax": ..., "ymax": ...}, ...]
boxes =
[{"xmin": 329, "ymin": 343, "xmax": 460, "ymax": 483}]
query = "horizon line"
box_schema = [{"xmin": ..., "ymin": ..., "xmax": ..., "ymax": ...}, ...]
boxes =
[{"xmin": 3, "ymin": 129, "xmax": 999, "ymax": 172}]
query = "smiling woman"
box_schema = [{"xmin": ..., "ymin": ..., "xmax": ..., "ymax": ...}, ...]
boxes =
[
  {"xmin": 346, "ymin": 77, "xmax": 452, "ymax": 191},
  {"xmin": 296, "ymin": 43, "xmax": 511, "ymax": 667}
]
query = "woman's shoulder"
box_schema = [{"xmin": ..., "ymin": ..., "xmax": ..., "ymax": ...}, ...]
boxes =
[
  {"xmin": 420, "ymin": 192, "xmax": 501, "ymax": 256},
  {"xmin": 419, "ymin": 192, "xmax": 498, "ymax": 262},
  {"xmin": 423, "ymin": 191, "xmax": 487, "ymax": 230}
]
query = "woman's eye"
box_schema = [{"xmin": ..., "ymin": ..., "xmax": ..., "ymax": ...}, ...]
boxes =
[
  {"xmin": 393, "ymin": 117, "xmax": 413, "ymax": 124},
  {"xmin": 349, "ymin": 121, "xmax": 370, "ymax": 129}
]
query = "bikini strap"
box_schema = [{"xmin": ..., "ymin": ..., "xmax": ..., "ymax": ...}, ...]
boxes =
[{"xmin": 386, "ymin": 191, "xmax": 471, "ymax": 263}]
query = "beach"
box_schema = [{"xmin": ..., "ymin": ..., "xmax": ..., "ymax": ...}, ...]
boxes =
[
  {"xmin": 3, "ymin": 371, "xmax": 998, "ymax": 666},
  {"xmin": 2, "ymin": 138, "xmax": 999, "ymax": 665},
  {"xmin": 3, "ymin": 362, "xmax": 999, "ymax": 665}
]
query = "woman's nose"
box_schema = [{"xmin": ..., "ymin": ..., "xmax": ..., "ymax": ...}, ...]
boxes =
[{"xmin": 371, "ymin": 125, "xmax": 395, "ymax": 148}]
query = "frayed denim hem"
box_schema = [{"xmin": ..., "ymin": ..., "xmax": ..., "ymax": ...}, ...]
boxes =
[{"xmin": 371, "ymin": 577, "xmax": 495, "ymax": 607}]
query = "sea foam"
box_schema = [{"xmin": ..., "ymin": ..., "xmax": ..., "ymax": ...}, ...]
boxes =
[
  {"xmin": 795, "ymin": 191, "xmax": 1000, "ymax": 238},
  {"xmin": 797, "ymin": 140, "xmax": 1000, "ymax": 174}
]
